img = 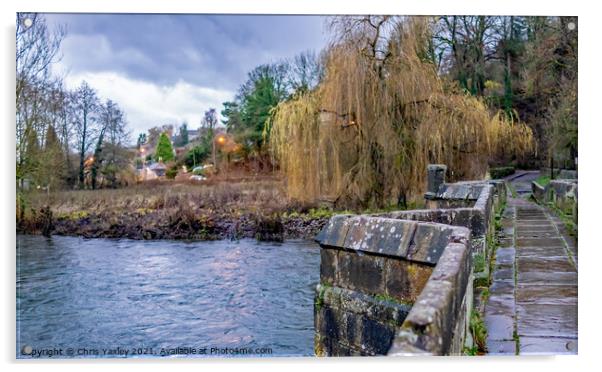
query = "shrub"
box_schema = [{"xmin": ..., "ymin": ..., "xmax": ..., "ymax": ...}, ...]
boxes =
[
  {"xmin": 166, "ymin": 166, "xmax": 178, "ymax": 180},
  {"xmin": 185, "ymin": 143, "xmax": 211, "ymax": 168},
  {"xmin": 490, "ymin": 166, "xmax": 515, "ymax": 179}
]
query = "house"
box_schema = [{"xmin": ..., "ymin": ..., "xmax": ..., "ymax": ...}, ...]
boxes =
[
  {"xmin": 148, "ymin": 162, "xmax": 167, "ymax": 177},
  {"xmin": 187, "ymin": 129, "xmax": 200, "ymax": 142}
]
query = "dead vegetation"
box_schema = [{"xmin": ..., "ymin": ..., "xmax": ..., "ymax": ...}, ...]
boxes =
[
  {"xmin": 27, "ymin": 178, "xmax": 287, "ymax": 217},
  {"xmin": 20, "ymin": 177, "xmax": 330, "ymax": 240}
]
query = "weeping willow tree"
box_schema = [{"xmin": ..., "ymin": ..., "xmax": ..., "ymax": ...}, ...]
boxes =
[{"xmin": 268, "ymin": 16, "xmax": 534, "ymax": 209}]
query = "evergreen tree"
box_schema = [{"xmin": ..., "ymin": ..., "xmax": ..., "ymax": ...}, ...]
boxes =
[
  {"xmin": 41, "ymin": 125, "xmax": 65, "ymax": 189},
  {"xmin": 137, "ymin": 133, "xmax": 147, "ymax": 149},
  {"xmin": 155, "ymin": 132, "xmax": 174, "ymax": 162},
  {"xmin": 174, "ymin": 122, "xmax": 189, "ymax": 147}
]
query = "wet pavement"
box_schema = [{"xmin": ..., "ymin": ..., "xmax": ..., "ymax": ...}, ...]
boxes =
[{"xmin": 485, "ymin": 172, "xmax": 578, "ymax": 355}]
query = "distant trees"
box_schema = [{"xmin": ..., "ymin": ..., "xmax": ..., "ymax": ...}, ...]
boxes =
[
  {"xmin": 136, "ymin": 133, "xmax": 147, "ymax": 150},
  {"xmin": 185, "ymin": 143, "xmax": 211, "ymax": 168},
  {"xmin": 201, "ymin": 108, "xmax": 218, "ymax": 132},
  {"xmin": 431, "ymin": 16, "xmax": 578, "ymax": 167},
  {"xmin": 91, "ymin": 100, "xmax": 130, "ymax": 188},
  {"xmin": 173, "ymin": 122, "xmax": 189, "ymax": 147},
  {"xmin": 40, "ymin": 125, "xmax": 64, "ymax": 190},
  {"xmin": 220, "ymin": 51, "xmax": 324, "ymax": 163},
  {"xmin": 16, "ymin": 13, "xmax": 132, "ymax": 197},
  {"xmin": 16, "ymin": 13, "xmax": 65, "ymax": 192}
]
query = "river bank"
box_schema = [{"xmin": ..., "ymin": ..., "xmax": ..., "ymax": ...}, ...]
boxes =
[
  {"xmin": 17, "ymin": 178, "xmax": 331, "ymax": 241},
  {"xmin": 19, "ymin": 208, "xmax": 329, "ymax": 241}
]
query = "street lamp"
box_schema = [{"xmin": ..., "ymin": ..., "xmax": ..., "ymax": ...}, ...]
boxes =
[{"xmin": 212, "ymin": 134, "xmax": 227, "ymax": 172}]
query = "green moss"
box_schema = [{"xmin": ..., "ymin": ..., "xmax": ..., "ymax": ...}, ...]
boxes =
[
  {"xmin": 474, "ymin": 274, "xmax": 489, "ymax": 288},
  {"xmin": 315, "ymin": 283, "xmax": 330, "ymax": 311},
  {"xmin": 373, "ymin": 293, "xmax": 412, "ymax": 306},
  {"xmin": 548, "ymin": 202, "xmax": 577, "ymax": 239},
  {"xmin": 307, "ymin": 207, "xmax": 336, "ymax": 219},
  {"xmin": 507, "ymin": 183, "xmax": 518, "ymax": 198},
  {"xmin": 59, "ymin": 210, "xmax": 89, "ymax": 220}
]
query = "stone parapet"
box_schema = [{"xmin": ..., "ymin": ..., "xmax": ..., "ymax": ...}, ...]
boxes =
[
  {"xmin": 531, "ymin": 179, "xmax": 578, "ymax": 222},
  {"xmin": 314, "ymin": 216, "xmax": 470, "ymax": 355},
  {"xmin": 314, "ymin": 166, "xmax": 506, "ymax": 356},
  {"xmin": 388, "ymin": 241, "xmax": 472, "ymax": 355}
]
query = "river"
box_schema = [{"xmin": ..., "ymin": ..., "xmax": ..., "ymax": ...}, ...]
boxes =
[{"xmin": 16, "ymin": 235, "xmax": 319, "ymax": 358}]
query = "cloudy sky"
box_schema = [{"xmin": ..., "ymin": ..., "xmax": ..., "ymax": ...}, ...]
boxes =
[{"xmin": 44, "ymin": 13, "xmax": 330, "ymax": 137}]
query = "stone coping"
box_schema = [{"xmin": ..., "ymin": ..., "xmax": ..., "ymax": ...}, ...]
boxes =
[
  {"xmin": 373, "ymin": 183, "xmax": 495, "ymax": 239},
  {"xmin": 316, "ymin": 215, "xmax": 470, "ymax": 266}
]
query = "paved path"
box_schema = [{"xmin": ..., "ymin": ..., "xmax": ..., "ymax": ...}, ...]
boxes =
[{"xmin": 485, "ymin": 172, "xmax": 578, "ymax": 355}]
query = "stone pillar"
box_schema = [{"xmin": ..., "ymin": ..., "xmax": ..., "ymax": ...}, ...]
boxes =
[{"xmin": 425, "ymin": 164, "xmax": 447, "ymax": 199}]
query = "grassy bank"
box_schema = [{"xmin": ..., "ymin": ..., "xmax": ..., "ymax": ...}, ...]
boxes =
[{"xmin": 18, "ymin": 177, "xmax": 334, "ymax": 241}]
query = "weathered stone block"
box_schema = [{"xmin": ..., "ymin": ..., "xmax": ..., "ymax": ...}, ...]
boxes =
[
  {"xmin": 406, "ymin": 224, "xmax": 468, "ymax": 265},
  {"xmin": 426, "ymin": 164, "xmax": 447, "ymax": 197},
  {"xmin": 317, "ymin": 214, "xmax": 353, "ymax": 247},
  {"xmin": 315, "ymin": 284, "xmax": 411, "ymax": 356},
  {"xmin": 343, "ymin": 216, "xmax": 370, "ymax": 250},
  {"xmin": 360, "ymin": 317, "xmax": 396, "ymax": 355},
  {"xmin": 558, "ymin": 169, "xmax": 577, "ymax": 179},
  {"xmin": 338, "ymin": 251, "xmax": 385, "ymax": 294},
  {"xmin": 384, "ymin": 259, "xmax": 433, "ymax": 303},
  {"xmin": 316, "ymin": 169, "xmax": 501, "ymax": 356},
  {"xmin": 320, "ymin": 248, "xmax": 338, "ymax": 285},
  {"xmin": 396, "ymin": 279, "xmax": 455, "ymax": 354},
  {"xmin": 363, "ymin": 219, "xmax": 417, "ymax": 257}
]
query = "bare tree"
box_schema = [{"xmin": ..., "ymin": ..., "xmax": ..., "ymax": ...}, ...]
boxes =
[
  {"xmin": 73, "ymin": 81, "xmax": 99, "ymax": 187},
  {"xmin": 99, "ymin": 100, "xmax": 130, "ymax": 188},
  {"xmin": 16, "ymin": 13, "xmax": 65, "ymax": 193},
  {"xmin": 16, "ymin": 13, "xmax": 65, "ymax": 100},
  {"xmin": 288, "ymin": 50, "xmax": 324, "ymax": 93}
]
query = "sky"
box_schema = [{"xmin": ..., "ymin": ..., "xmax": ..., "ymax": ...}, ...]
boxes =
[{"xmin": 44, "ymin": 13, "xmax": 330, "ymax": 137}]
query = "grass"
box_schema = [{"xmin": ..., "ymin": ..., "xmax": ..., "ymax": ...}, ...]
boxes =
[
  {"xmin": 534, "ymin": 175, "xmax": 551, "ymax": 187},
  {"xmin": 507, "ymin": 183, "xmax": 518, "ymax": 198},
  {"xmin": 463, "ymin": 345, "xmax": 479, "ymax": 356},
  {"xmin": 474, "ymin": 253, "xmax": 486, "ymax": 274},
  {"xmin": 549, "ymin": 203, "xmax": 577, "ymax": 238},
  {"xmin": 469, "ymin": 309, "xmax": 488, "ymax": 354}
]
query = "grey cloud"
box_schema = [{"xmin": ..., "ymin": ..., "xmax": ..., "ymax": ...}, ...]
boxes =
[{"xmin": 45, "ymin": 14, "xmax": 329, "ymax": 91}]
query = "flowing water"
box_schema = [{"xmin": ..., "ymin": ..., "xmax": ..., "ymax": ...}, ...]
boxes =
[{"xmin": 16, "ymin": 235, "xmax": 319, "ymax": 358}]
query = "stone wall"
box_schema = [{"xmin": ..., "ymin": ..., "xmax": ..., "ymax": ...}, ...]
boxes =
[
  {"xmin": 313, "ymin": 166, "xmax": 506, "ymax": 356},
  {"xmin": 532, "ymin": 179, "xmax": 578, "ymax": 223},
  {"xmin": 388, "ymin": 241, "xmax": 473, "ymax": 355},
  {"xmin": 378, "ymin": 180, "xmax": 502, "ymax": 258},
  {"xmin": 314, "ymin": 215, "xmax": 471, "ymax": 356}
]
